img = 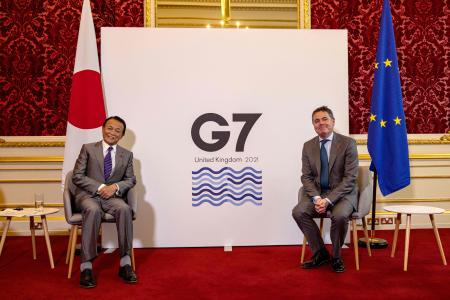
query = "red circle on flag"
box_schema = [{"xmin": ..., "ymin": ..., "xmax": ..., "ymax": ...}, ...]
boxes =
[{"xmin": 68, "ymin": 70, "xmax": 106, "ymax": 129}]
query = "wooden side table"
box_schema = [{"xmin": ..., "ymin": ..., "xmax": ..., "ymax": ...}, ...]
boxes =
[
  {"xmin": 0, "ymin": 208, "xmax": 59, "ymax": 268},
  {"xmin": 384, "ymin": 205, "xmax": 447, "ymax": 271}
]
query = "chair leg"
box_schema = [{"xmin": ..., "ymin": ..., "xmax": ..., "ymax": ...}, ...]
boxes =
[
  {"xmin": 362, "ymin": 217, "xmax": 372, "ymax": 257},
  {"xmin": 68, "ymin": 225, "xmax": 78, "ymax": 279},
  {"xmin": 300, "ymin": 235, "xmax": 307, "ymax": 263},
  {"xmin": 319, "ymin": 218, "xmax": 324, "ymax": 235},
  {"xmin": 66, "ymin": 227, "xmax": 73, "ymax": 264},
  {"xmin": 352, "ymin": 219, "xmax": 359, "ymax": 270},
  {"xmin": 131, "ymin": 247, "xmax": 136, "ymax": 271}
]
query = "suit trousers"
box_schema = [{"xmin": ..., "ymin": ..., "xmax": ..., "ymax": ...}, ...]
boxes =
[
  {"xmin": 292, "ymin": 198, "xmax": 353, "ymax": 258},
  {"xmin": 77, "ymin": 196, "xmax": 133, "ymax": 263}
]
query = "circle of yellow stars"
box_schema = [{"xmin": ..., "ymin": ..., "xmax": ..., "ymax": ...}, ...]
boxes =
[
  {"xmin": 370, "ymin": 114, "xmax": 402, "ymax": 127},
  {"xmin": 374, "ymin": 58, "xmax": 392, "ymax": 69},
  {"xmin": 371, "ymin": 57, "xmax": 401, "ymax": 128}
]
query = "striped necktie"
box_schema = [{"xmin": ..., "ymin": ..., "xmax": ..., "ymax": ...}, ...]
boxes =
[
  {"xmin": 104, "ymin": 146, "xmax": 113, "ymax": 181},
  {"xmin": 320, "ymin": 139, "xmax": 329, "ymax": 191}
]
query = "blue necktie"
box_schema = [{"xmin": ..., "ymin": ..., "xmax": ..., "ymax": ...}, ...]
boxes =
[
  {"xmin": 320, "ymin": 139, "xmax": 329, "ymax": 191},
  {"xmin": 104, "ymin": 146, "xmax": 113, "ymax": 181}
]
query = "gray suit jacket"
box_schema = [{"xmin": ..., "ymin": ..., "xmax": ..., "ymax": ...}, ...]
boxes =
[
  {"xmin": 72, "ymin": 141, "xmax": 136, "ymax": 202},
  {"xmin": 300, "ymin": 132, "xmax": 358, "ymax": 208}
]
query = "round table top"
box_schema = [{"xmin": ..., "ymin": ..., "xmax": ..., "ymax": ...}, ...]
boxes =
[
  {"xmin": 384, "ymin": 205, "xmax": 445, "ymax": 215},
  {"xmin": 0, "ymin": 207, "xmax": 59, "ymax": 217}
]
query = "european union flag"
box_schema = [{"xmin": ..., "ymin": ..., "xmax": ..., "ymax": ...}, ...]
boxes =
[{"xmin": 368, "ymin": 0, "xmax": 410, "ymax": 196}]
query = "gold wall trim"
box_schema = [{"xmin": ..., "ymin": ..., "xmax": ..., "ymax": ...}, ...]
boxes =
[
  {"xmin": 378, "ymin": 198, "xmax": 450, "ymax": 203},
  {"xmin": 0, "ymin": 203, "xmax": 63, "ymax": 208},
  {"xmin": 374, "ymin": 210, "xmax": 450, "ymax": 215},
  {"xmin": 0, "ymin": 179, "xmax": 61, "ymax": 183},
  {"xmin": 0, "ymin": 141, "xmax": 65, "ymax": 147},
  {"xmin": 356, "ymin": 137, "xmax": 450, "ymax": 145},
  {"xmin": 440, "ymin": 132, "xmax": 450, "ymax": 141},
  {"xmin": 145, "ymin": 0, "xmax": 151, "ymax": 27},
  {"xmin": 158, "ymin": 16, "xmax": 296, "ymax": 22},
  {"xmin": 0, "ymin": 156, "xmax": 64, "ymax": 162},
  {"xmin": 411, "ymin": 175, "xmax": 450, "ymax": 179},
  {"xmin": 303, "ymin": 0, "xmax": 310, "ymax": 29},
  {"xmin": 158, "ymin": 23, "xmax": 295, "ymax": 28},
  {"xmin": 359, "ymin": 153, "xmax": 450, "ymax": 160}
]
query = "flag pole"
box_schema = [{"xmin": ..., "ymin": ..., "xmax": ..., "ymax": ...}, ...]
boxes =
[{"xmin": 359, "ymin": 168, "xmax": 388, "ymax": 249}]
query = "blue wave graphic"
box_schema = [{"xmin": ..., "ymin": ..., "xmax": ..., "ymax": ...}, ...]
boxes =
[
  {"xmin": 192, "ymin": 188, "xmax": 263, "ymax": 197},
  {"xmin": 192, "ymin": 193, "xmax": 262, "ymax": 202},
  {"xmin": 192, "ymin": 182, "xmax": 262, "ymax": 191},
  {"xmin": 192, "ymin": 171, "xmax": 262, "ymax": 181},
  {"xmin": 192, "ymin": 167, "xmax": 262, "ymax": 207},
  {"xmin": 192, "ymin": 199, "xmax": 263, "ymax": 207},
  {"xmin": 192, "ymin": 167, "xmax": 262, "ymax": 175}
]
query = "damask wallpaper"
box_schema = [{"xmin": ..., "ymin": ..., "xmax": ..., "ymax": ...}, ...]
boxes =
[
  {"xmin": 311, "ymin": 0, "xmax": 450, "ymax": 134},
  {"xmin": 0, "ymin": 0, "xmax": 449, "ymax": 135},
  {"xmin": 0, "ymin": 0, "xmax": 143, "ymax": 135}
]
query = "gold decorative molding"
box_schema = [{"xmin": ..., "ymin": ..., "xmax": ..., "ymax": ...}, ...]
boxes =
[
  {"xmin": 0, "ymin": 179, "xmax": 62, "ymax": 183},
  {"xmin": 157, "ymin": 22, "xmax": 295, "ymax": 28},
  {"xmin": 359, "ymin": 153, "xmax": 450, "ymax": 160},
  {"xmin": 0, "ymin": 141, "xmax": 65, "ymax": 147},
  {"xmin": 377, "ymin": 197, "xmax": 450, "ymax": 203},
  {"xmin": 441, "ymin": 131, "xmax": 450, "ymax": 141},
  {"xmin": 144, "ymin": 0, "xmax": 151, "ymax": 27},
  {"xmin": 303, "ymin": 0, "xmax": 310, "ymax": 29},
  {"xmin": 374, "ymin": 210, "xmax": 450, "ymax": 215},
  {"xmin": 356, "ymin": 136, "xmax": 450, "ymax": 145},
  {"xmin": 410, "ymin": 175, "xmax": 450, "ymax": 179},
  {"xmin": 0, "ymin": 156, "xmax": 64, "ymax": 162}
]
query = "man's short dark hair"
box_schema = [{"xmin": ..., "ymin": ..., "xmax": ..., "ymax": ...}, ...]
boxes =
[
  {"xmin": 103, "ymin": 116, "xmax": 127, "ymax": 135},
  {"xmin": 312, "ymin": 106, "xmax": 335, "ymax": 120}
]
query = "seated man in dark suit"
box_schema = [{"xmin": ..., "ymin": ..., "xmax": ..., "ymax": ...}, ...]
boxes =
[
  {"xmin": 292, "ymin": 106, "xmax": 358, "ymax": 273},
  {"xmin": 72, "ymin": 116, "xmax": 137, "ymax": 288}
]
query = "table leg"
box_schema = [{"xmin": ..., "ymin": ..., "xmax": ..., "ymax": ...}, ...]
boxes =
[
  {"xmin": 30, "ymin": 216, "xmax": 36, "ymax": 260},
  {"xmin": 41, "ymin": 216, "xmax": 54, "ymax": 269},
  {"xmin": 429, "ymin": 214, "xmax": 447, "ymax": 266},
  {"xmin": 391, "ymin": 213, "xmax": 401, "ymax": 258},
  {"xmin": 0, "ymin": 217, "xmax": 12, "ymax": 256},
  {"xmin": 403, "ymin": 214, "xmax": 411, "ymax": 271}
]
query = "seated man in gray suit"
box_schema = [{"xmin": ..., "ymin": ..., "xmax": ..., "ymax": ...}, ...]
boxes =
[
  {"xmin": 292, "ymin": 106, "xmax": 358, "ymax": 273},
  {"xmin": 73, "ymin": 116, "xmax": 137, "ymax": 288}
]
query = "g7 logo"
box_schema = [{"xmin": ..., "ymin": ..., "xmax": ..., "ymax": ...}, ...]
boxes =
[{"xmin": 191, "ymin": 113, "xmax": 262, "ymax": 152}]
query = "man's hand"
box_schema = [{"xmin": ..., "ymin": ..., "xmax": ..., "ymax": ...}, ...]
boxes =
[
  {"xmin": 98, "ymin": 184, "xmax": 118, "ymax": 199},
  {"xmin": 314, "ymin": 198, "xmax": 329, "ymax": 214}
]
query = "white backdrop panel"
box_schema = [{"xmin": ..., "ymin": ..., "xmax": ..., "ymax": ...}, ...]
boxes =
[{"xmin": 101, "ymin": 28, "xmax": 348, "ymax": 248}]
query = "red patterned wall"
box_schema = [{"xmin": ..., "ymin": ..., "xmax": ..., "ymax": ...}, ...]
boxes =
[
  {"xmin": 312, "ymin": 0, "xmax": 450, "ymax": 134},
  {"xmin": 1, "ymin": 1, "xmax": 449, "ymax": 135},
  {"xmin": 0, "ymin": 0, "xmax": 143, "ymax": 136}
]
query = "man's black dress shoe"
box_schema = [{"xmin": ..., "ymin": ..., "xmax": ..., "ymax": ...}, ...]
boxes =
[
  {"xmin": 302, "ymin": 249, "xmax": 331, "ymax": 269},
  {"xmin": 331, "ymin": 258, "xmax": 345, "ymax": 273},
  {"xmin": 80, "ymin": 269, "xmax": 96, "ymax": 288},
  {"xmin": 119, "ymin": 265, "xmax": 138, "ymax": 284}
]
